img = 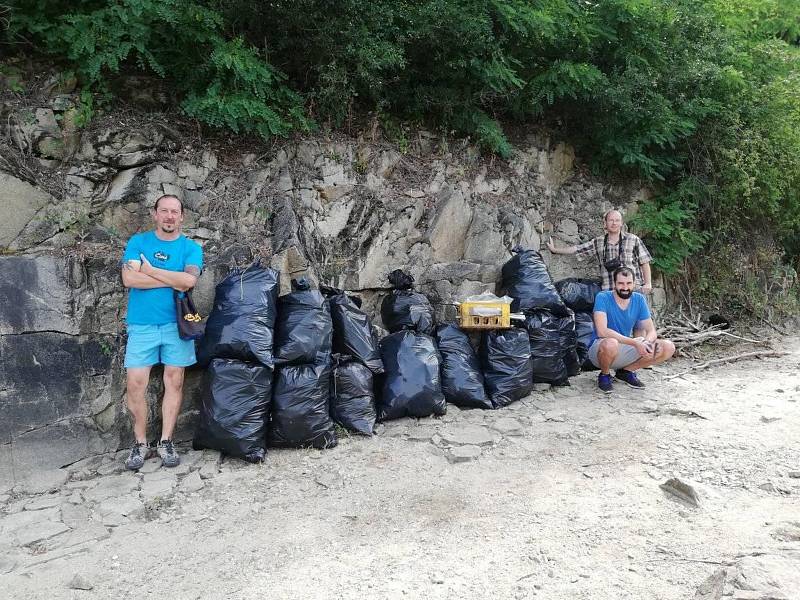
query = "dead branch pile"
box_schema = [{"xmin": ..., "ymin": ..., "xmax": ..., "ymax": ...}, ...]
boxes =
[{"xmin": 656, "ymin": 309, "xmax": 771, "ymax": 358}]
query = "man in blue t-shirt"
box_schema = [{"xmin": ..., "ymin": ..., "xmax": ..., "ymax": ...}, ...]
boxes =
[
  {"xmin": 120, "ymin": 194, "xmax": 203, "ymax": 470},
  {"xmin": 588, "ymin": 267, "xmax": 675, "ymax": 392}
]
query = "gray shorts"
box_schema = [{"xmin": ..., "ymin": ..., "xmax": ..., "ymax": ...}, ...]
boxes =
[{"xmin": 588, "ymin": 339, "xmax": 641, "ymax": 370}]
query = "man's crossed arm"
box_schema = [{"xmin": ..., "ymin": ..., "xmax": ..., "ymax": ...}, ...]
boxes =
[{"xmin": 121, "ymin": 255, "xmax": 199, "ymax": 291}]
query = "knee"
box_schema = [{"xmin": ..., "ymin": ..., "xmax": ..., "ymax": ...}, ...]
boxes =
[
  {"xmin": 599, "ymin": 338, "xmax": 619, "ymax": 354},
  {"xmin": 163, "ymin": 368, "xmax": 185, "ymax": 391},
  {"xmin": 659, "ymin": 340, "xmax": 676, "ymax": 359},
  {"xmin": 127, "ymin": 373, "xmax": 149, "ymax": 394}
]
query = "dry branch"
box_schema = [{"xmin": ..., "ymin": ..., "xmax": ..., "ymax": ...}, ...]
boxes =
[{"xmin": 663, "ymin": 350, "xmax": 790, "ymax": 380}]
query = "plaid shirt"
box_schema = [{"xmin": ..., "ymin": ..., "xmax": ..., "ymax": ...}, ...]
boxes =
[{"xmin": 575, "ymin": 233, "xmax": 652, "ymax": 290}]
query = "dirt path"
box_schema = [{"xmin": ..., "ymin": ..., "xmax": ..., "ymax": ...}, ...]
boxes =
[{"xmin": 2, "ymin": 338, "xmax": 799, "ymax": 600}]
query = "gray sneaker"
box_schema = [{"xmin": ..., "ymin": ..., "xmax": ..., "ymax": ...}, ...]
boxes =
[
  {"xmin": 125, "ymin": 442, "xmax": 149, "ymax": 471},
  {"xmin": 157, "ymin": 439, "xmax": 180, "ymax": 468}
]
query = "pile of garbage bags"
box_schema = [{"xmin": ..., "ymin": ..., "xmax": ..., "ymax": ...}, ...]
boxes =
[
  {"xmin": 190, "ymin": 257, "xmax": 603, "ymax": 464},
  {"xmin": 324, "ymin": 285, "xmax": 383, "ymax": 436},
  {"xmin": 194, "ymin": 268, "xmax": 386, "ymax": 460},
  {"xmin": 378, "ymin": 271, "xmax": 445, "ymax": 419},
  {"xmin": 194, "ymin": 264, "xmax": 279, "ymax": 462}
]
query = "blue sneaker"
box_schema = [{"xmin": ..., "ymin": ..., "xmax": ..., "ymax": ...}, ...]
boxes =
[
  {"xmin": 615, "ymin": 369, "xmax": 645, "ymax": 389},
  {"xmin": 598, "ymin": 373, "xmax": 613, "ymax": 393}
]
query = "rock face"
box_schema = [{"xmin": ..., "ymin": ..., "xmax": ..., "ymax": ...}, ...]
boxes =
[{"xmin": 0, "ymin": 91, "xmax": 660, "ymax": 482}]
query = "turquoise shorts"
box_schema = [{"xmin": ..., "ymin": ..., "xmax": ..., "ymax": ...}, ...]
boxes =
[{"xmin": 124, "ymin": 322, "xmax": 197, "ymax": 369}]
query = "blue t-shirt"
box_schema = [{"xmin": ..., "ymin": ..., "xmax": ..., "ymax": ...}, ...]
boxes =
[
  {"xmin": 123, "ymin": 232, "xmax": 203, "ymax": 325},
  {"xmin": 590, "ymin": 290, "xmax": 651, "ymax": 344}
]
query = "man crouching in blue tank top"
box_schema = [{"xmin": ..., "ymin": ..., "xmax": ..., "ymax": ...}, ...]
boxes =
[
  {"xmin": 587, "ymin": 267, "xmax": 675, "ymax": 393},
  {"xmin": 120, "ymin": 194, "xmax": 203, "ymax": 470}
]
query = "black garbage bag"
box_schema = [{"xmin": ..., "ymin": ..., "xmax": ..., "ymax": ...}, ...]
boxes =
[
  {"xmin": 435, "ymin": 324, "xmax": 491, "ymax": 410},
  {"xmin": 380, "ymin": 269, "xmax": 435, "ymax": 335},
  {"xmin": 274, "ymin": 278, "xmax": 332, "ymax": 366},
  {"xmin": 193, "ymin": 359, "xmax": 271, "ymax": 462},
  {"xmin": 331, "ymin": 356, "xmax": 376, "ymax": 435},
  {"xmin": 378, "ymin": 330, "xmax": 446, "ymax": 421},
  {"xmin": 525, "ymin": 310, "xmax": 569, "ymax": 385},
  {"xmin": 557, "ymin": 311, "xmax": 580, "ymax": 379},
  {"xmin": 500, "ymin": 247, "xmax": 568, "ymax": 315},
  {"xmin": 197, "ymin": 264, "xmax": 279, "ymax": 367},
  {"xmin": 574, "ymin": 311, "xmax": 597, "ymax": 370},
  {"xmin": 321, "ymin": 287, "xmax": 384, "ymax": 374},
  {"xmin": 269, "ymin": 360, "xmax": 337, "ymax": 449},
  {"xmin": 480, "ymin": 328, "xmax": 534, "ymax": 408},
  {"xmin": 555, "ymin": 278, "xmax": 602, "ymax": 312}
]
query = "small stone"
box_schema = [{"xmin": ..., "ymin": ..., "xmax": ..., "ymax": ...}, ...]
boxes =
[
  {"xmin": 544, "ymin": 412, "xmax": 567, "ymax": 423},
  {"xmin": 788, "ymin": 471, "xmax": 800, "ymax": 479},
  {"xmin": 760, "ymin": 415, "xmax": 781, "ymax": 423},
  {"xmin": 759, "ymin": 482, "xmax": 777, "ymax": 493},
  {"xmin": 532, "ymin": 383, "xmax": 551, "ymax": 392},
  {"xmin": 440, "ymin": 425, "xmax": 496, "ymax": 447},
  {"xmin": 83, "ymin": 474, "xmax": 140, "ymax": 502},
  {"xmin": 61, "ymin": 503, "xmax": 91, "ymax": 528},
  {"xmin": 407, "ymin": 427, "xmax": 436, "ymax": 442},
  {"xmin": 15, "ymin": 520, "xmax": 70, "ymax": 546},
  {"xmin": 771, "ymin": 522, "xmax": 800, "ymax": 542},
  {"xmin": 96, "ymin": 461, "xmax": 124, "ymax": 477},
  {"xmin": 430, "ymin": 574, "xmax": 445, "ymax": 584},
  {"xmin": 68, "ymin": 574, "xmax": 94, "ymax": 591},
  {"xmin": 198, "ymin": 463, "xmax": 218, "ymax": 480},
  {"xmin": 140, "ymin": 474, "xmax": 177, "ymax": 501},
  {"xmin": 102, "ymin": 512, "xmax": 130, "ymax": 528},
  {"xmin": 97, "ymin": 496, "xmax": 145, "ymax": 519},
  {"xmin": 660, "ymin": 477, "xmax": 701, "ymax": 507},
  {"xmin": 638, "ymin": 401, "xmax": 658, "ymax": 412},
  {"xmin": 492, "ymin": 417, "xmax": 523, "ymax": 435},
  {"xmin": 15, "ymin": 470, "xmax": 69, "ymax": 495},
  {"xmin": 179, "ymin": 472, "xmax": 205, "ymax": 494},
  {"xmin": 138, "ymin": 459, "xmax": 162, "ymax": 474},
  {"xmin": 448, "ymin": 445, "xmax": 482, "ymax": 463},
  {"xmin": 24, "ymin": 494, "xmax": 63, "ymax": 511}
]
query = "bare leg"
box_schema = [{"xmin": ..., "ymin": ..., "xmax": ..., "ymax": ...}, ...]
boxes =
[
  {"xmin": 126, "ymin": 367, "xmax": 152, "ymax": 444},
  {"xmin": 620, "ymin": 339, "xmax": 676, "ymax": 372},
  {"xmin": 160, "ymin": 366, "xmax": 186, "ymax": 441},
  {"xmin": 597, "ymin": 338, "xmax": 620, "ymax": 374}
]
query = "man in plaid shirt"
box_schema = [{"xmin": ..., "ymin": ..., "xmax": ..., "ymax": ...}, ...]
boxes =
[{"xmin": 547, "ymin": 209, "xmax": 653, "ymax": 292}]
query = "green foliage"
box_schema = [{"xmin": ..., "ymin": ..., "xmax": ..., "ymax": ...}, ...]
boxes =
[
  {"xmin": 4, "ymin": 0, "xmax": 800, "ymax": 313},
  {"xmin": 6, "ymin": 0, "xmax": 306, "ymax": 139},
  {"xmin": 628, "ymin": 181, "xmax": 710, "ymax": 274}
]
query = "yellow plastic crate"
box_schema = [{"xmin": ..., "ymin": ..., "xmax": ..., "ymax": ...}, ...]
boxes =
[{"xmin": 458, "ymin": 301, "xmax": 511, "ymax": 329}]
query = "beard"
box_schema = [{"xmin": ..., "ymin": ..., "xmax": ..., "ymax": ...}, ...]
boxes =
[{"xmin": 616, "ymin": 289, "xmax": 633, "ymax": 299}]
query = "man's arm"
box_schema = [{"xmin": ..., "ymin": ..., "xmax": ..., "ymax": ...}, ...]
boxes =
[
  {"xmin": 640, "ymin": 262, "xmax": 652, "ymax": 294},
  {"xmin": 634, "ymin": 317, "xmax": 657, "ymax": 343},
  {"xmin": 140, "ymin": 255, "xmax": 198, "ymax": 291},
  {"xmin": 594, "ymin": 310, "xmax": 650, "ymax": 355},
  {"xmin": 121, "ymin": 265, "xmax": 169, "ymax": 289},
  {"xmin": 546, "ymin": 238, "xmax": 577, "ymax": 255}
]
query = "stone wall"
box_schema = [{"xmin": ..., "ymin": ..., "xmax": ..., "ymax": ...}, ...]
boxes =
[{"xmin": 0, "ymin": 94, "xmax": 659, "ymax": 485}]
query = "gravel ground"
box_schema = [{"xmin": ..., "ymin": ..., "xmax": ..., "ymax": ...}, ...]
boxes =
[{"xmin": 1, "ymin": 337, "xmax": 798, "ymax": 600}]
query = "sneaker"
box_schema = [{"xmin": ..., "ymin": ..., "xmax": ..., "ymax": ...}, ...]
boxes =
[
  {"xmin": 615, "ymin": 368, "xmax": 646, "ymax": 389},
  {"xmin": 125, "ymin": 442, "xmax": 148, "ymax": 471},
  {"xmin": 157, "ymin": 439, "xmax": 180, "ymax": 468},
  {"xmin": 598, "ymin": 373, "xmax": 613, "ymax": 393}
]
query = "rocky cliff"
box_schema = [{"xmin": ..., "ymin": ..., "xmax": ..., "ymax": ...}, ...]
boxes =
[{"xmin": 0, "ymin": 93, "xmax": 658, "ymax": 484}]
